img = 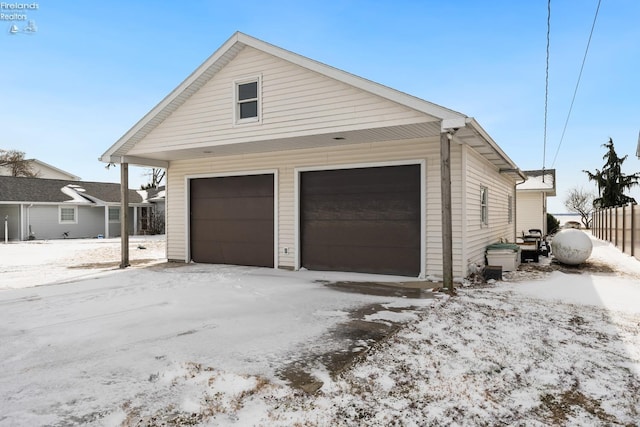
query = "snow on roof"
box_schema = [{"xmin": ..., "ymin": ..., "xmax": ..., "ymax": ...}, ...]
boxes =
[{"xmin": 517, "ymin": 169, "xmax": 556, "ymax": 194}]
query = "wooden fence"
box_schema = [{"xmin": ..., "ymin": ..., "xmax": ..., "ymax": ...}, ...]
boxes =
[{"xmin": 592, "ymin": 204, "xmax": 639, "ymax": 261}]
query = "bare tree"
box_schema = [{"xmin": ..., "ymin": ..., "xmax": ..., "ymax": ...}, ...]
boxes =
[
  {"xmin": 0, "ymin": 149, "xmax": 37, "ymax": 177},
  {"xmin": 140, "ymin": 168, "xmax": 166, "ymax": 190},
  {"xmin": 564, "ymin": 186, "xmax": 594, "ymax": 229}
]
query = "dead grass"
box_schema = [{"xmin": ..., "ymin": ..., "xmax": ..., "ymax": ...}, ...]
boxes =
[
  {"xmin": 539, "ymin": 383, "xmax": 630, "ymax": 425},
  {"xmin": 123, "ymin": 362, "xmax": 274, "ymax": 426}
]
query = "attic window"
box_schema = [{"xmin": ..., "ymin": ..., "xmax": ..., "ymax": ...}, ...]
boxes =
[{"xmin": 234, "ymin": 76, "xmax": 261, "ymax": 124}]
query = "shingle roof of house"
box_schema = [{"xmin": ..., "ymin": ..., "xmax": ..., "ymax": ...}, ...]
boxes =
[{"xmin": 0, "ymin": 176, "xmax": 146, "ymax": 204}]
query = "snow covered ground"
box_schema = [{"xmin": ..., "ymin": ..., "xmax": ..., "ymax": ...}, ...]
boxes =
[{"xmin": 1, "ymin": 234, "xmax": 639, "ymax": 426}]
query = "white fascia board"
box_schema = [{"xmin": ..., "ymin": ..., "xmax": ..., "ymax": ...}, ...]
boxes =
[{"xmin": 441, "ymin": 117, "xmax": 467, "ymax": 131}]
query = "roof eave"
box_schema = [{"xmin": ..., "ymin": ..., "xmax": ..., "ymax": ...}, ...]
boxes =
[{"xmin": 465, "ymin": 118, "xmax": 526, "ymax": 181}]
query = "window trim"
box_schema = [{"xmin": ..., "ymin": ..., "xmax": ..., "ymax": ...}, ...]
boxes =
[
  {"xmin": 109, "ymin": 206, "xmax": 120, "ymax": 223},
  {"xmin": 233, "ymin": 75, "xmax": 262, "ymax": 125},
  {"xmin": 59, "ymin": 205, "xmax": 78, "ymax": 224},
  {"xmin": 507, "ymin": 194, "xmax": 513, "ymax": 224},
  {"xmin": 480, "ymin": 186, "xmax": 489, "ymax": 227}
]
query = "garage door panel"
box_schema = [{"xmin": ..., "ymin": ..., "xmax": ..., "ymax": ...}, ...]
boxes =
[
  {"xmin": 190, "ymin": 174, "xmax": 274, "ymax": 267},
  {"xmin": 303, "ymin": 220, "xmax": 420, "ymax": 248},
  {"xmin": 303, "ymin": 245, "xmax": 419, "ymax": 276},
  {"xmin": 190, "ymin": 219, "xmax": 273, "ymax": 242},
  {"xmin": 191, "ymin": 175, "xmax": 273, "ymax": 198},
  {"xmin": 300, "ymin": 165, "xmax": 420, "ymax": 276},
  {"xmin": 190, "ymin": 241, "xmax": 273, "ymax": 267},
  {"xmin": 302, "ymin": 194, "xmax": 420, "ymax": 221},
  {"xmin": 302, "ymin": 166, "xmax": 420, "ymax": 196},
  {"xmin": 191, "ymin": 197, "xmax": 274, "ymax": 221}
]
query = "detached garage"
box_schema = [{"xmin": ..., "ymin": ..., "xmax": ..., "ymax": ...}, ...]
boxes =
[{"xmin": 101, "ymin": 32, "xmax": 524, "ymax": 279}]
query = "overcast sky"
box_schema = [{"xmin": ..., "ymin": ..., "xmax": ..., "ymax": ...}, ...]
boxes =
[{"xmin": 2, "ymin": 0, "xmax": 639, "ymax": 212}]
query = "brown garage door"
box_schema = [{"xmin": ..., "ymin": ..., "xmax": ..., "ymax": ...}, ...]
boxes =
[
  {"xmin": 300, "ymin": 165, "xmax": 420, "ymax": 276},
  {"xmin": 190, "ymin": 174, "xmax": 274, "ymax": 267}
]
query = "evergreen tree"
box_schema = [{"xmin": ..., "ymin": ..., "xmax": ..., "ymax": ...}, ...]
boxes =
[{"xmin": 583, "ymin": 138, "xmax": 640, "ymax": 208}]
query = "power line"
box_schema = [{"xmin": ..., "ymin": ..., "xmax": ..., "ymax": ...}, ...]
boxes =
[
  {"xmin": 551, "ymin": 0, "xmax": 602, "ymax": 168},
  {"xmin": 543, "ymin": 0, "xmax": 551, "ymax": 171}
]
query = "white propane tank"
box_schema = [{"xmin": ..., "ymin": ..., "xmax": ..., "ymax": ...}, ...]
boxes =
[{"xmin": 551, "ymin": 229, "xmax": 593, "ymax": 265}]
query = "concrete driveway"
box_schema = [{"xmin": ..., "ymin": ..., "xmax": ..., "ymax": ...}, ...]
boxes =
[{"xmin": 0, "ymin": 262, "xmax": 434, "ymax": 425}]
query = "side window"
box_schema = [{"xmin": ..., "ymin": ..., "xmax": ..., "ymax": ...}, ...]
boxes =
[
  {"xmin": 480, "ymin": 186, "xmax": 488, "ymax": 226},
  {"xmin": 109, "ymin": 207, "xmax": 120, "ymax": 222},
  {"xmin": 508, "ymin": 194, "xmax": 513, "ymax": 224}
]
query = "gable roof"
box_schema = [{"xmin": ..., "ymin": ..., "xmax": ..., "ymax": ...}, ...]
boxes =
[
  {"xmin": 27, "ymin": 159, "xmax": 81, "ymax": 181},
  {"xmin": 100, "ymin": 32, "xmax": 523, "ymax": 179},
  {"xmin": 0, "ymin": 176, "xmax": 148, "ymax": 204},
  {"xmin": 516, "ymin": 169, "xmax": 556, "ymax": 196}
]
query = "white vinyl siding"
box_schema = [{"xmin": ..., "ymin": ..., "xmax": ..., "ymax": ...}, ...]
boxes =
[
  {"xmin": 128, "ymin": 46, "xmax": 430, "ymax": 157},
  {"xmin": 508, "ymin": 195, "xmax": 513, "ymax": 224},
  {"xmin": 166, "ymin": 137, "xmax": 491, "ymax": 278},
  {"xmin": 516, "ymin": 192, "xmax": 545, "ymax": 236},
  {"xmin": 462, "ymin": 146, "xmax": 516, "ymax": 273}
]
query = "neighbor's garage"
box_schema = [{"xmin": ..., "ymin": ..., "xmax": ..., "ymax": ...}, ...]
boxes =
[
  {"xmin": 300, "ymin": 164, "xmax": 421, "ymax": 276},
  {"xmin": 190, "ymin": 174, "xmax": 274, "ymax": 267}
]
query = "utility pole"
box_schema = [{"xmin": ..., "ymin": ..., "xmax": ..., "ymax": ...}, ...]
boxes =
[
  {"xmin": 120, "ymin": 162, "xmax": 130, "ymax": 268},
  {"xmin": 440, "ymin": 118, "xmax": 464, "ymax": 295},
  {"xmin": 440, "ymin": 130, "xmax": 454, "ymax": 294}
]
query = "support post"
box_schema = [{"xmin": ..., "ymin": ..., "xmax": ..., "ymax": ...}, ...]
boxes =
[
  {"xmin": 630, "ymin": 203, "xmax": 635, "ymax": 258},
  {"xmin": 440, "ymin": 130, "xmax": 454, "ymax": 295},
  {"xmin": 120, "ymin": 162, "xmax": 130, "ymax": 268},
  {"xmin": 622, "ymin": 205, "xmax": 627, "ymax": 253}
]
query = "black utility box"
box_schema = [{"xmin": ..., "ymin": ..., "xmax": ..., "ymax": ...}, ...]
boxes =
[{"xmin": 484, "ymin": 265, "xmax": 502, "ymax": 281}]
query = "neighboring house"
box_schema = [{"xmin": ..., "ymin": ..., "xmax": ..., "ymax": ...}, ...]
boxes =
[
  {"xmin": 0, "ymin": 158, "xmax": 81, "ymax": 180},
  {"xmin": 516, "ymin": 169, "xmax": 557, "ymax": 236},
  {"xmin": 0, "ymin": 176, "xmax": 161, "ymax": 241},
  {"xmin": 100, "ymin": 32, "xmax": 524, "ymax": 278},
  {"xmin": 137, "ymin": 186, "xmax": 166, "ymax": 234}
]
